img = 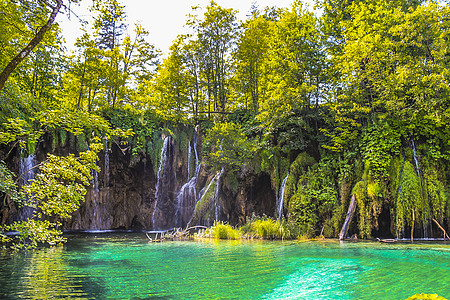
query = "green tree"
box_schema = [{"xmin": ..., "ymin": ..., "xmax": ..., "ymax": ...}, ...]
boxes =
[
  {"xmin": 257, "ymin": 1, "xmax": 327, "ymax": 152},
  {"xmin": 233, "ymin": 6, "xmax": 275, "ymax": 113},
  {"xmin": 326, "ymin": 0, "xmax": 450, "ymax": 157},
  {"xmin": 203, "ymin": 122, "xmax": 253, "ymax": 172},
  {"xmin": 194, "ymin": 1, "xmax": 238, "ymax": 115},
  {"xmin": 151, "ymin": 38, "xmax": 190, "ymax": 122}
]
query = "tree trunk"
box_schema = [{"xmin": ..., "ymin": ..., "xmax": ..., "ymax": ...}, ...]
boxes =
[
  {"xmin": 0, "ymin": 0, "xmax": 63, "ymax": 91},
  {"xmin": 77, "ymin": 60, "xmax": 87, "ymax": 111},
  {"xmin": 432, "ymin": 218, "xmax": 450, "ymax": 240},
  {"xmin": 339, "ymin": 194, "xmax": 357, "ymax": 240}
]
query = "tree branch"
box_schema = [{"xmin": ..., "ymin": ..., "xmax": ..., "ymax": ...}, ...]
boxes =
[{"xmin": 0, "ymin": 0, "xmax": 63, "ymax": 91}]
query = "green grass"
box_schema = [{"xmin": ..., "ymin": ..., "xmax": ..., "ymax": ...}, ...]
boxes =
[
  {"xmin": 196, "ymin": 221, "xmax": 242, "ymax": 240},
  {"xmin": 248, "ymin": 218, "xmax": 288, "ymax": 240}
]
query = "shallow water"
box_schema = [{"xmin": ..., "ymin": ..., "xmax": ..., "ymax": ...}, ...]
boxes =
[{"xmin": 0, "ymin": 234, "xmax": 448, "ymax": 299}]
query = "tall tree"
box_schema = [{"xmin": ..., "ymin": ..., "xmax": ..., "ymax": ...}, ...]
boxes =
[
  {"xmin": 195, "ymin": 1, "xmax": 238, "ymax": 115},
  {"xmin": 233, "ymin": 6, "xmax": 277, "ymax": 113},
  {"xmin": 91, "ymin": 0, "xmax": 126, "ymax": 107},
  {"xmin": 151, "ymin": 38, "xmax": 189, "ymax": 121},
  {"xmin": 257, "ymin": 1, "xmax": 327, "ymax": 152}
]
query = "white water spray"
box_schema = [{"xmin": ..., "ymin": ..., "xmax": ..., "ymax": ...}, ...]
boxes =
[{"xmin": 277, "ymin": 173, "xmax": 289, "ymax": 221}]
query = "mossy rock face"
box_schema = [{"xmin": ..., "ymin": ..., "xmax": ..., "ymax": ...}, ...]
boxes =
[
  {"xmin": 190, "ymin": 174, "xmax": 219, "ymax": 227},
  {"xmin": 284, "ymin": 152, "xmax": 315, "ymax": 209}
]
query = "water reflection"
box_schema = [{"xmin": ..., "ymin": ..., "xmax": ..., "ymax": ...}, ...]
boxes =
[{"xmin": 20, "ymin": 247, "xmax": 89, "ymax": 299}]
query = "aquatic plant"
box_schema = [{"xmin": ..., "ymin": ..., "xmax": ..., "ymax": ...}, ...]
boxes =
[
  {"xmin": 248, "ymin": 218, "xmax": 285, "ymax": 239},
  {"xmin": 405, "ymin": 293, "xmax": 448, "ymax": 300},
  {"xmin": 197, "ymin": 221, "xmax": 241, "ymax": 240}
]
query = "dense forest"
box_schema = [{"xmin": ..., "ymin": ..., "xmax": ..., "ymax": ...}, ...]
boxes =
[{"xmin": 0, "ymin": 0, "xmax": 449, "ymax": 249}]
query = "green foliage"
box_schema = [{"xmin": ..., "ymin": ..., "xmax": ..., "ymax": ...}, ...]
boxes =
[
  {"xmin": 203, "ymin": 122, "xmax": 253, "ymax": 172},
  {"xmin": 233, "ymin": 10, "xmax": 273, "ymax": 113},
  {"xmin": 1, "ymin": 220, "xmax": 65, "ymax": 251},
  {"xmin": 361, "ymin": 122, "xmax": 401, "ymax": 181},
  {"xmin": 288, "ymin": 158, "xmax": 338, "ymax": 238},
  {"xmin": 246, "ymin": 217, "xmax": 289, "ymax": 240},
  {"xmin": 284, "ymin": 152, "xmax": 315, "ymax": 205},
  {"xmin": 425, "ymin": 169, "xmax": 447, "ymax": 222},
  {"xmin": 0, "ymin": 161, "xmax": 21, "ymax": 204},
  {"xmin": 1, "ymin": 0, "xmax": 449, "ymax": 247},
  {"xmin": 198, "ymin": 221, "xmax": 242, "ymax": 240},
  {"xmin": 353, "ymin": 180, "xmax": 372, "ymax": 238},
  {"xmin": 37, "ymin": 109, "xmax": 112, "ymax": 137},
  {"xmin": 102, "ymin": 107, "xmax": 155, "ymax": 156},
  {"xmin": 259, "ymin": 146, "xmax": 290, "ymax": 194},
  {"xmin": 23, "ymin": 152, "xmax": 97, "ymax": 219},
  {"xmin": 1, "ymin": 143, "xmax": 102, "ymax": 250},
  {"xmin": 395, "ymin": 162, "xmax": 423, "ymax": 236},
  {"xmin": 0, "ymin": 117, "xmax": 41, "ymax": 151}
]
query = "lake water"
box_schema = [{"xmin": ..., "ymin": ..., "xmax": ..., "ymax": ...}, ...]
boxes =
[{"xmin": 0, "ymin": 233, "xmax": 448, "ymax": 299}]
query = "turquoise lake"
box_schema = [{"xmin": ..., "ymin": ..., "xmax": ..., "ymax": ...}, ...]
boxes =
[{"xmin": 0, "ymin": 233, "xmax": 448, "ymax": 299}]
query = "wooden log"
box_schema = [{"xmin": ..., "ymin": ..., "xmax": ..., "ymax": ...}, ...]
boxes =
[
  {"xmin": 432, "ymin": 219, "xmax": 450, "ymax": 240},
  {"xmin": 377, "ymin": 238, "xmax": 397, "ymax": 243},
  {"xmin": 185, "ymin": 226, "xmax": 208, "ymax": 231},
  {"xmin": 339, "ymin": 194, "xmax": 357, "ymax": 240}
]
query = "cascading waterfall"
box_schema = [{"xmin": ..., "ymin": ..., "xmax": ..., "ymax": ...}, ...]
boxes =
[
  {"xmin": 214, "ymin": 168, "xmax": 224, "ymax": 221},
  {"xmin": 187, "ymin": 170, "xmax": 222, "ymax": 227},
  {"xmin": 175, "ymin": 135, "xmax": 201, "ymax": 227},
  {"xmin": 187, "ymin": 140, "xmax": 192, "ymax": 179},
  {"xmin": 152, "ymin": 136, "xmax": 172, "ymax": 230},
  {"xmin": 86, "ymin": 142, "xmax": 100, "ymax": 197},
  {"xmin": 277, "ymin": 173, "xmax": 289, "ymax": 221},
  {"xmin": 18, "ymin": 152, "xmax": 37, "ymax": 221},
  {"xmin": 86, "ymin": 141, "xmax": 101, "ymax": 229}
]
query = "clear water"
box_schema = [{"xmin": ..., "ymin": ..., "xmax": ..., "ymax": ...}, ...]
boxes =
[{"xmin": 0, "ymin": 234, "xmax": 448, "ymax": 299}]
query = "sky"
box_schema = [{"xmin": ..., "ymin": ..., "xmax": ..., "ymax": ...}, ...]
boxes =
[{"xmin": 56, "ymin": 0, "xmax": 313, "ymax": 56}]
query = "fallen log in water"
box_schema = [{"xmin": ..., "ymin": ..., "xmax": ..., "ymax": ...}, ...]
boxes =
[
  {"xmin": 376, "ymin": 238, "xmax": 397, "ymax": 244},
  {"xmin": 339, "ymin": 194, "xmax": 357, "ymax": 240},
  {"xmin": 145, "ymin": 226, "xmax": 208, "ymax": 242},
  {"xmin": 433, "ymin": 219, "xmax": 450, "ymax": 240}
]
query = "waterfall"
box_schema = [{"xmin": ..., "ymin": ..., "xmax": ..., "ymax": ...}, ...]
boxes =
[
  {"xmin": 86, "ymin": 142, "xmax": 100, "ymax": 196},
  {"xmin": 187, "ymin": 140, "xmax": 192, "ymax": 179},
  {"xmin": 18, "ymin": 153, "xmax": 37, "ymax": 221},
  {"xmin": 187, "ymin": 169, "xmax": 222, "ymax": 227},
  {"xmin": 214, "ymin": 168, "xmax": 224, "ymax": 221},
  {"xmin": 277, "ymin": 173, "xmax": 289, "ymax": 221},
  {"xmin": 152, "ymin": 136, "xmax": 172, "ymax": 230},
  {"xmin": 86, "ymin": 141, "xmax": 101, "ymax": 229},
  {"xmin": 175, "ymin": 135, "xmax": 201, "ymax": 227}
]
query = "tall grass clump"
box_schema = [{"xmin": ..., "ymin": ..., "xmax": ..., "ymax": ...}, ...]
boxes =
[
  {"xmin": 197, "ymin": 221, "xmax": 242, "ymax": 240},
  {"xmin": 245, "ymin": 217, "xmax": 291, "ymax": 240}
]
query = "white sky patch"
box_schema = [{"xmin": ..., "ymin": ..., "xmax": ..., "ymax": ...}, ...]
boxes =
[{"xmin": 56, "ymin": 0, "xmax": 313, "ymax": 56}]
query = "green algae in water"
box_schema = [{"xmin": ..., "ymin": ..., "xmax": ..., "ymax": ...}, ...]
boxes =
[{"xmin": 0, "ymin": 234, "xmax": 448, "ymax": 299}]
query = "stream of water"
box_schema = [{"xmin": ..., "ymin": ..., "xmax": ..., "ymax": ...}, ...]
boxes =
[{"xmin": 0, "ymin": 234, "xmax": 448, "ymax": 299}]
